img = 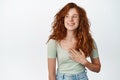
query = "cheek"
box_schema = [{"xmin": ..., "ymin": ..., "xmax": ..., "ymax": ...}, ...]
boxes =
[
  {"xmin": 75, "ymin": 20, "xmax": 79, "ymax": 25},
  {"xmin": 64, "ymin": 18, "xmax": 68, "ymax": 22},
  {"xmin": 64, "ymin": 19, "xmax": 68, "ymax": 25},
  {"xmin": 64, "ymin": 20, "xmax": 66, "ymax": 25}
]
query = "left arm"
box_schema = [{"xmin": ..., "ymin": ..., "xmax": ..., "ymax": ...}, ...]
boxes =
[
  {"xmin": 84, "ymin": 57, "xmax": 101, "ymax": 73},
  {"xmin": 69, "ymin": 49, "xmax": 101, "ymax": 73}
]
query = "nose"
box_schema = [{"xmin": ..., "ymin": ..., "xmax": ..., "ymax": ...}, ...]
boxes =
[{"xmin": 69, "ymin": 17, "xmax": 73, "ymax": 21}]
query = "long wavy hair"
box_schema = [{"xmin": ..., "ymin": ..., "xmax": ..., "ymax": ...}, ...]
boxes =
[{"xmin": 48, "ymin": 2, "xmax": 95, "ymax": 57}]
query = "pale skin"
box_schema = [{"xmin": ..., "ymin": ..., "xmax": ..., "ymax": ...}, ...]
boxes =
[{"xmin": 48, "ymin": 8, "xmax": 101, "ymax": 80}]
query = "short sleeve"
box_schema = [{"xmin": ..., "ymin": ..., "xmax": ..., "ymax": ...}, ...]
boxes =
[
  {"xmin": 90, "ymin": 40, "xmax": 99, "ymax": 58},
  {"xmin": 47, "ymin": 39, "xmax": 57, "ymax": 58}
]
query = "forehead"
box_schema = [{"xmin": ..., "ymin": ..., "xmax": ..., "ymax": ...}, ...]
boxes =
[{"xmin": 67, "ymin": 8, "xmax": 78, "ymax": 15}]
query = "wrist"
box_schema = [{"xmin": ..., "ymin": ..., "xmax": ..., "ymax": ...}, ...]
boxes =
[{"xmin": 83, "ymin": 60, "xmax": 89, "ymax": 66}]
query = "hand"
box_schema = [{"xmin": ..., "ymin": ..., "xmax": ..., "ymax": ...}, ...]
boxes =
[{"xmin": 69, "ymin": 49, "xmax": 88, "ymax": 65}]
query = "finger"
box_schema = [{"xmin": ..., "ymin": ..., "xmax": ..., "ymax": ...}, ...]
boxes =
[
  {"xmin": 69, "ymin": 51, "xmax": 74, "ymax": 57},
  {"xmin": 79, "ymin": 49, "xmax": 85, "ymax": 55},
  {"xmin": 69, "ymin": 51, "xmax": 75, "ymax": 58},
  {"xmin": 69, "ymin": 49, "xmax": 77, "ymax": 56},
  {"xmin": 72, "ymin": 49, "xmax": 81, "ymax": 56},
  {"xmin": 69, "ymin": 54, "xmax": 75, "ymax": 60}
]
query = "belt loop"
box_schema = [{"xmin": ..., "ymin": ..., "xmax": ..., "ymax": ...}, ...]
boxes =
[{"xmin": 63, "ymin": 74, "xmax": 64, "ymax": 79}]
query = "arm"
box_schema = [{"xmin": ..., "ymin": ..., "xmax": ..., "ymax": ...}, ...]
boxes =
[
  {"xmin": 69, "ymin": 49, "xmax": 101, "ymax": 73},
  {"xmin": 47, "ymin": 39, "xmax": 57, "ymax": 80},
  {"xmin": 84, "ymin": 57, "xmax": 101, "ymax": 73},
  {"xmin": 48, "ymin": 58, "xmax": 56, "ymax": 80}
]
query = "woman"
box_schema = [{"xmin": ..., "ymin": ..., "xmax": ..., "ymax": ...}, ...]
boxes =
[{"xmin": 47, "ymin": 2, "xmax": 101, "ymax": 80}]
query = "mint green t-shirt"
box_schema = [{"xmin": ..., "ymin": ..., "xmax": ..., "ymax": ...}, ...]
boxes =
[{"xmin": 47, "ymin": 39, "xmax": 99, "ymax": 74}]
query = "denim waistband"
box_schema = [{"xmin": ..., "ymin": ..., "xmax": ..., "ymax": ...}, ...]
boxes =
[
  {"xmin": 56, "ymin": 69, "xmax": 88, "ymax": 80},
  {"xmin": 57, "ymin": 70, "xmax": 86, "ymax": 76}
]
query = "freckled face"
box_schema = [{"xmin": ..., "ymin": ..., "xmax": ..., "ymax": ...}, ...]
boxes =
[{"xmin": 64, "ymin": 8, "xmax": 79, "ymax": 31}]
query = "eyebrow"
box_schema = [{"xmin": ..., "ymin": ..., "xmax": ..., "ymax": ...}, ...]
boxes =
[
  {"xmin": 73, "ymin": 14, "xmax": 79, "ymax": 16},
  {"xmin": 66, "ymin": 14, "xmax": 79, "ymax": 16}
]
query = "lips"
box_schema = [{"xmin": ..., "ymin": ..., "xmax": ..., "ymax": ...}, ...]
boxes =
[{"xmin": 67, "ymin": 23, "xmax": 75, "ymax": 26}]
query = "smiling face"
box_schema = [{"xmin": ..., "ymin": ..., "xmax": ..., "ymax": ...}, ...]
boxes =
[{"xmin": 64, "ymin": 8, "xmax": 79, "ymax": 31}]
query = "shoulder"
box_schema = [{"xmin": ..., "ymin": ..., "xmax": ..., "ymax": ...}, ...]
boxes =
[
  {"xmin": 47, "ymin": 39, "xmax": 57, "ymax": 46},
  {"xmin": 48, "ymin": 39, "xmax": 56, "ymax": 42},
  {"xmin": 48, "ymin": 39, "xmax": 57, "ymax": 43}
]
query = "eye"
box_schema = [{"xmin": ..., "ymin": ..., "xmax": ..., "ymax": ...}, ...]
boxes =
[
  {"xmin": 73, "ymin": 15, "xmax": 78, "ymax": 18},
  {"xmin": 65, "ymin": 15, "xmax": 69, "ymax": 18}
]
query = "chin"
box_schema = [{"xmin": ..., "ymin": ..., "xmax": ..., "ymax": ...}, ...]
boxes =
[{"xmin": 66, "ymin": 26, "xmax": 78, "ymax": 30}]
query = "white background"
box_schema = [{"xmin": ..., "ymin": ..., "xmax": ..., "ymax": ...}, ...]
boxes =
[{"xmin": 0, "ymin": 0, "xmax": 120, "ymax": 80}]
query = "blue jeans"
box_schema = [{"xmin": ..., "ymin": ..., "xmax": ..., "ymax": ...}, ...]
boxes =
[{"xmin": 56, "ymin": 70, "xmax": 88, "ymax": 80}]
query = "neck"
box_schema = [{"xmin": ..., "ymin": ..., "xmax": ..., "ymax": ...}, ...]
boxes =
[{"xmin": 65, "ymin": 31, "xmax": 76, "ymax": 41}]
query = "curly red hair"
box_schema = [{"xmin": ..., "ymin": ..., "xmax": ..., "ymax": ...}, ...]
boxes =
[{"xmin": 48, "ymin": 2, "xmax": 95, "ymax": 57}]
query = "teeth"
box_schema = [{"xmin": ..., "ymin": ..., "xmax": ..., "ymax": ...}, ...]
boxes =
[{"xmin": 67, "ymin": 23, "xmax": 74, "ymax": 26}]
